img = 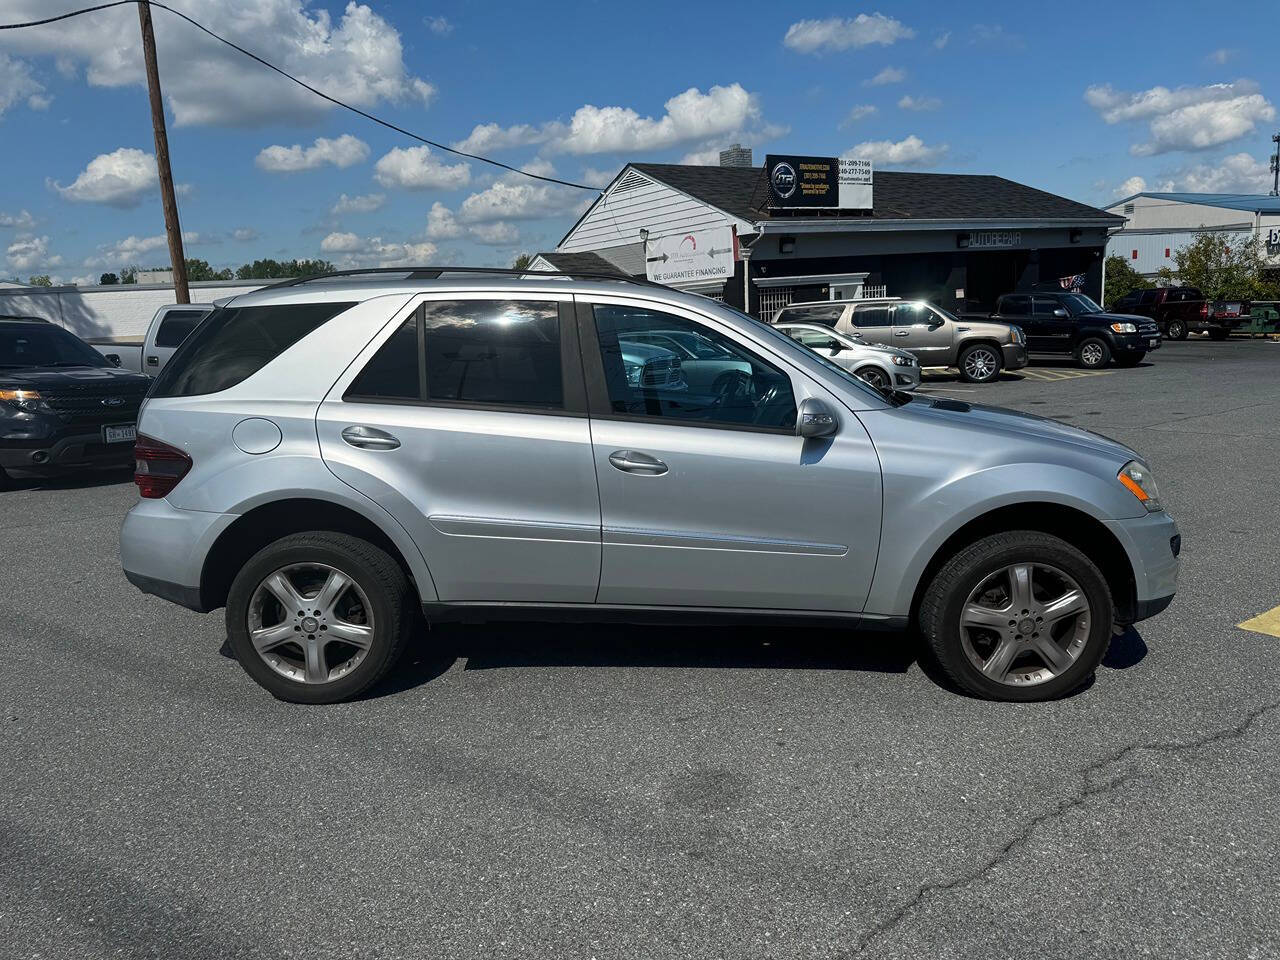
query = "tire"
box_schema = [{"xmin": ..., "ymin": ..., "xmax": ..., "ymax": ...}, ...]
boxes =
[
  {"xmin": 1115, "ymin": 353, "xmax": 1145, "ymax": 368},
  {"xmin": 225, "ymin": 532, "xmax": 414, "ymax": 704},
  {"xmin": 855, "ymin": 365, "xmax": 891, "ymax": 392},
  {"xmin": 1075, "ymin": 337, "xmax": 1111, "ymax": 369},
  {"xmin": 919, "ymin": 531, "xmax": 1114, "ymax": 701},
  {"xmin": 958, "ymin": 343, "xmax": 1002, "ymax": 383},
  {"xmin": 1166, "ymin": 319, "xmax": 1188, "ymax": 340},
  {"xmin": 1208, "ymin": 327, "xmax": 1229, "ymax": 341}
]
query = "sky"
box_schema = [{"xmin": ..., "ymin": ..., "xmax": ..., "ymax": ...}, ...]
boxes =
[{"xmin": 1, "ymin": 0, "xmax": 1277, "ymax": 285}]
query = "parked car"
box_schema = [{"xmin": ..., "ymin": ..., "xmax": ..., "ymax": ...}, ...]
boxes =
[
  {"xmin": 120, "ymin": 270, "xmax": 1179, "ymax": 705},
  {"xmin": 773, "ymin": 320, "xmax": 920, "ymax": 392},
  {"xmin": 89, "ymin": 302, "xmax": 214, "ymax": 373},
  {"xmin": 1112, "ymin": 287, "xmax": 1242, "ymax": 341},
  {"xmin": 973, "ymin": 292, "xmax": 1160, "ymax": 369},
  {"xmin": 0, "ymin": 316, "xmax": 150, "ymax": 485},
  {"xmin": 772, "ymin": 298, "xmax": 1028, "ymax": 384}
]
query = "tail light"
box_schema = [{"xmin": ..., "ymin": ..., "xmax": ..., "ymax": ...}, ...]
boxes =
[
  {"xmin": 1199, "ymin": 302, "xmax": 1209, "ymax": 319},
  {"xmin": 134, "ymin": 434, "xmax": 191, "ymax": 499}
]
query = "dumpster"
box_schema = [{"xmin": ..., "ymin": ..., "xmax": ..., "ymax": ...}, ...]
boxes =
[{"xmin": 1239, "ymin": 302, "xmax": 1280, "ymax": 336}]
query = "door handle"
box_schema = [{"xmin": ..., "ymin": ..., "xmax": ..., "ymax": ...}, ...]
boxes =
[
  {"xmin": 342, "ymin": 425, "xmax": 400, "ymax": 450},
  {"xmin": 893, "ymin": 330, "xmax": 910, "ymax": 337},
  {"xmin": 608, "ymin": 450, "xmax": 667, "ymax": 475}
]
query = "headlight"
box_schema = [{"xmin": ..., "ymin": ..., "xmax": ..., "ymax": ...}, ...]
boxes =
[
  {"xmin": 1118, "ymin": 460, "xmax": 1162, "ymax": 512},
  {"xmin": 1110, "ymin": 322, "xmax": 1138, "ymax": 334},
  {"xmin": 1010, "ymin": 325, "xmax": 1026, "ymax": 344},
  {"xmin": 0, "ymin": 388, "xmax": 53, "ymax": 414},
  {"xmin": 891, "ymin": 355, "xmax": 914, "ymax": 366},
  {"xmin": 624, "ymin": 361, "xmax": 642, "ymax": 387}
]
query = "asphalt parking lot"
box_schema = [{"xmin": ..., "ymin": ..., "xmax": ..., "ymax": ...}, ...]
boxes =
[{"xmin": 2, "ymin": 337, "xmax": 1278, "ymax": 960}]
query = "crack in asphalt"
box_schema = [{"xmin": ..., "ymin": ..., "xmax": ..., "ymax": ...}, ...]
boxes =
[{"xmin": 844, "ymin": 698, "xmax": 1280, "ymax": 958}]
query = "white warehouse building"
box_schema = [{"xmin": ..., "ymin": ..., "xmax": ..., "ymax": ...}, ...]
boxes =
[{"xmin": 1104, "ymin": 192, "xmax": 1280, "ymax": 278}]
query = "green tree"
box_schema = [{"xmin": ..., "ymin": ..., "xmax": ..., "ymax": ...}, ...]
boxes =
[
  {"xmin": 27, "ymin": 274, "xmax": 53, "ymax": 287},
  {"xmin": 1167, "ymin": 231, "xmax": 1279, "ymax": 301},
  {"xmin": 512, "ymin": 253, "xmax": 533, "ymax": 271},
  {"xmin": 1103, "ymin": 254, "xmax": 1150, "ymax": 309},
  {"xmin": 99, "ymin": 272, "xmax": 119, "ymax": 285},
  {"xmin": 234, "ymin": 258, "xmax": 335, "ymax": 280},
  {"xmin": 185, "ymin": 258, "xmax": 234, "ymax": 282},
  {"xmin": 120, "ymin": 266, "xmax": 138, "ymax": 284}
]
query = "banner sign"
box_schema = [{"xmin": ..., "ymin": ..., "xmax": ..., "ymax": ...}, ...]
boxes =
[
  {"xmin": 765, "ymin": 154, "xmax": 873, "ymax": 210},
  {"xmin": 645, "ymin": 225, "xmax": 737, "ymax": 286}
]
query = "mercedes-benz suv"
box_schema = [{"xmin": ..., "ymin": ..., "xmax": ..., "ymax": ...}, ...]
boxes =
[{"xmin": 120, "ymin": 269, "xmax": 1178, "ymax": 704}]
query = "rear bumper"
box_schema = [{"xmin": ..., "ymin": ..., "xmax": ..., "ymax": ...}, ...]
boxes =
[
  {"xmin": 1002, "ymin": 343, "xmax": 1029, "ymax": 370},
  {"xmin": 120, "ymin": 498, "xmax": 237, "ymax": 612},
  {"xmin": 1104, "ymin": 511, "xmax": 1180, "ymax": 622}
]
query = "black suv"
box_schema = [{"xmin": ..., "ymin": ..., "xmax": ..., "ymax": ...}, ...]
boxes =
[
  {"xmin": 981, "ymin": 293, "xmax": 1160, "ymax": 368},
  {"xmin": 0, "ymin": 317, "xmax": 151, "ymax": 485}
]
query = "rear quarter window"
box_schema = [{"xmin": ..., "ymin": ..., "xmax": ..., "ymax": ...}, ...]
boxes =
[{"xmin": 149, "ymin": 300, "xmax": 355, "ymax": 397}]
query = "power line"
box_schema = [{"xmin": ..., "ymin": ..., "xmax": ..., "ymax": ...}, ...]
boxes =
[{"xmin": 0, "ymin": 0, "xmax": 599, "ymax": 192}]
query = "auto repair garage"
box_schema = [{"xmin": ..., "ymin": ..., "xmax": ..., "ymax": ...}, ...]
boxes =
[{"xmin": 532, "ymin": 159, "xmax": 1122, "ymax": 317}]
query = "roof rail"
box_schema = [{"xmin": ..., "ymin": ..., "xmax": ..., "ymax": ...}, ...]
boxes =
[{"xmin": 262, "ymin": 265, "xmax": 667, "ymax": 291}]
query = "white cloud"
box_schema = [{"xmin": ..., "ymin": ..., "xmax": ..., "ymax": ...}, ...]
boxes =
[
  {"xmin": 373, "ymin": 145, "xmax": 471, "ymax": 189},
  {"xmin": 1162, "ymin": 152, "xmax": 1272, "ymax": 193},
  {"xmin": 320, "ymin": 234, "xmax": 439, "ymax": 268},
  {"xmin": 0, "ymin": 0, "xmax": 435, "ymax": 127},
  {"xmin": 679, "ymin": 147, "xmax": 723, "ymax": 165},
  {"xmin": 451, "ymin": 121, "xmax": 559, "ymax": 154},
  {"xmin": 48, "ymin": 147, "xmax": 157, "ymax": 207},
  {"xmin": 844, "ymin": 135, "xmax": 949, "ymax": 168},
  {"xmin": 1084, "ymin": 80, "xmax": 1275, "ymax": 156},
  {"xmin": 898, "ymin": 94, "xmax": 941, "ymax": 111},
  {"xmin": 83, "ymin": 232, "xmax": 204, "ymax": 267},
  {"xmin": 783, "ymin": 14, "xmax": 914, "ymax": 54},
  {"xmin": 1207, "ymin": 48, "xmax": 1234, "ymax": 64},
  {"xmin": 556, "ymin": 84, "xmax": 761, "ymax": 155},
  {"xmin": 933, "ymin": 31, "xmax": 951, "ymax": 50},
  {"xmin": 865, "ymin": 66, "xmax": 906, "ymax": 86},
  {"xmin": 6, "ymin": 235, "xmax": 61, "ymax": 272},
  {"xmin": 331, "ymin": 192, "xmax": 385, "ymax": 214},
  {"xmin": 425, "ymin": 201, "xmax": 463, "ymax": 239},
  {"xmin": 841, "ymin": 105, "xmax": 878, "ymax": 127},
  {"xmin": 1114, "ymin": 176, "xmax": 1147, "ymax": 197},
  {"xmin": 580, "ymin": 167, "xmax": 616, "ymax": 188},
  {"xmin": 232, "ymin": 227, "xmax": 259, "ymax": 242},
  {"xmin": 320, "ymin": 231, "xmax": 364, "ymax": 253},
  {"xmin": 0, "ymin": 54, "xmax": 46, "ymax": 117},
  {"xmin": 0, "ymin": 210, "xmax": 36, "ymax": 229},
  {"xmin": 255, "ymin": 134, "xmax": 369, "ymax": 172},
  {"xmin": 469, "ymin": 221, "xmax": 520, "ymax": 246},
  {"xmin": 425, "ymin": 15, "xmax": 452, "ymax": 34},
  {"xmin": 457, "ymin": 179, "xmax": 586, "ymax": 223}
]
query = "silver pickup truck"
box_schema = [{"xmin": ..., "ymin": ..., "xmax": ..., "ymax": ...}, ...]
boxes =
[{"xmin": 89, "ymin": 303, "xmax": 213, "ymax": 374}]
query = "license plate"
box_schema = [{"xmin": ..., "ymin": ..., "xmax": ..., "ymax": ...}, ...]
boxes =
[
  {"xmin": 1149, "ymin": 339, "xmax": 1159, "ymax": 348},
  {"xmin": 103, "ymin": 424, "xmax": 137, "ymax": 444}
]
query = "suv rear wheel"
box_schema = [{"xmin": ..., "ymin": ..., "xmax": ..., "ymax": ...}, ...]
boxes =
[
  {"xmin": 919, "ymin": 531, "xmax": 1113, "ymax": 701},
  {"xmin": 958, "ymin": 343, "xmax": 1002, "ymax": 383},
  {"xmin": 225, "ymin": 532, "xmax": 414, "ymax": 703},
  {"xmin": 1166, "ymin": 319, "xmax": 1188, "ymax": 340}
]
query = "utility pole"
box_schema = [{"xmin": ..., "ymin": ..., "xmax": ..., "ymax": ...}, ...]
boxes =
[
  {"xmin": 137, "ymin": 0, "xmax": 189, "ymax": 303},
  {"xmin": 1270, "ymin": 133, "xmax": 1279, "ymax": 197}
]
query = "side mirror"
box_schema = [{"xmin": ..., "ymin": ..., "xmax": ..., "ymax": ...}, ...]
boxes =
[
  {"xmin": 829, "ymin": 342, "xmax": 843, "ymax": 355},
  {"xmin": 797, "ymin": 397, "xmax": 838, "ymax": 439},
  {"xmin": 105, "ymin": 354, "xmax": 121, "ymax": 366},
  {"xmin": 928, "ymin": 319, "xmax": 945, "ymax": 330},
  {"xmin": 1053, "ymin": 308, "xmax": 1068, "ymax": 318}
]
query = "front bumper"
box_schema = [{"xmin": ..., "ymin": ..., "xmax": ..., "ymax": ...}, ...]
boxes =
[
  {"xmin": 0, "ymin": 429, "xmax": 136, "ymax": 476},
  {"xmin": 1002, "ymin": 343, "xmax": 1029, "ymax": 370},
  {"xmin": 1104, "ymin": 511, "xmax": 1180, "ymax": 623},
  {"xmin": 120, "ymin": 498, "xmax": 237, "ymax": 612},
  {"xmin": 1114, "ymin": 333, "xmax": 1159, "ymax": 354},
  {"xmin": 894, "ymin": 364, "xmax": 922, "ymax": 390}
]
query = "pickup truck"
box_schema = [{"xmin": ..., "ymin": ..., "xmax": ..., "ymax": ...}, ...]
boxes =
[
  {"xmin": 1111, "ymin": 286, "xmax": 1244, "ymax": 341},
  {"xmin": 964, "ymin": 291, "xmax": 1160, "ymax": 368},
  {"xmin": 89, "ymin": 303, "xmax": 213, "ymax": 373}
]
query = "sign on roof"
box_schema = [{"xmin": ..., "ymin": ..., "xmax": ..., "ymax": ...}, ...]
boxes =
[
  {"xmin": 644, "ymin": 225, "xmax": 737, "ymax": 286},
  {"xmin": 765, "ymin": 154, "xmax": 872, "ymax": 210}
]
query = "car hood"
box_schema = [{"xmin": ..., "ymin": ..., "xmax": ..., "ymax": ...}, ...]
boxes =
[
  {"xmin": 1087, "ymin": 311, "xmax": 1150, "ymax": 324},
  {"xmin": 0, "ymin": 365, "xmax": 152, "ymax": 391},
  {"xmin": 902, "ymin": 395, "xmax": 1138, "ymax": 463}
]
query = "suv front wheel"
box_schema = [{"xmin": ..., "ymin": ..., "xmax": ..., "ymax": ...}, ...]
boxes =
[
  {"xmin": 225, "ymin": 532, "xmax": 414, "ymax": 703},
  {"xmin": 958, "ymin": 343, "xmax": 1002, "ymax": 383},
  {"xmin": 919, "ymin": 531, "xmax": 1113, "ymax": 701}
]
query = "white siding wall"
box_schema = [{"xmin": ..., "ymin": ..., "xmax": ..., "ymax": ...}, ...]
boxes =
[
  {"xmin": 559, "ymin": 169, "xmax": 749, "ymax": 253},
  {"xmin": 1107, "ymin": 229, "xmax": 1253, "ymax": 277},
  {"xmin": 0, "ymin": 281, "xmax": 265, "ymax": 340},
  {"xmin": 1105, "ymin": 196, "xmax": 1253, "ymax": 231}
]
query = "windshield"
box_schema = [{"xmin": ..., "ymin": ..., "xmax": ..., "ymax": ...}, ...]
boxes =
[
  {"xmin": 0, "ymin": 324, "xmax": 109, "ymax": 369},
  {"xmin": 1059, "ymin": 294, "xmax": 1103, "ymax": 316},
  {"xmin": 713, "ymin": 305, "xmax": 893, "ymax": 404}
]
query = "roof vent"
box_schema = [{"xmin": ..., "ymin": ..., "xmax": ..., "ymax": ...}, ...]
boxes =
[
  {"xmin": 1123, "ymin": 203, "xmax": 1134, "ymax": 214},
  {"xmin": 612, "ymin": 169, "xmax": 652, "ymax": 194}
]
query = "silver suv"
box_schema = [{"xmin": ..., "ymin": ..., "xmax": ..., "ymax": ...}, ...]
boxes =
[
  {"xmin": 773, "ymin": 298, "xmax": 1028, "ymax": 383},
  {"xmin": 121, "ymin": 269, "xmax": 1178, "ymax": 704}
]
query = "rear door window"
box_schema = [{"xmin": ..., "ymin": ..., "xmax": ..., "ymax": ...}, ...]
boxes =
[
  {"xmin": 851, "ymin": 305, "xmax": 891, "ymax": 327},
  {"xmin": 150, "ymin": 301, "xmax": 355, "ymax": 397},
  {"xmin": 1000, "ymin": 297, "xmax": 1030, "ymax": 317},
  {"xmin": 1032, "ymin": 298, "xmax": 1065, "ymax": 318},
  {"xmin": 153, "ymin": 309, "xmax": 208, "ymax": 348}
]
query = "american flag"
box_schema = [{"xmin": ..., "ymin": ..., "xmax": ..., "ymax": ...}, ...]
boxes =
[{"xmin": 1058, "ymin": 273, "xmax": 1086, "ymax": 292}]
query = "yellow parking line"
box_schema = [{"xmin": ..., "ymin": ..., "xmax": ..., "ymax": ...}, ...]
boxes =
[{"xmin": 1238, "ymin": 604, "xmax": 1280, "ymax": 639}]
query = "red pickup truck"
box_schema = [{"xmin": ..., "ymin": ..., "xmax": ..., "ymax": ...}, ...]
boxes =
[{"xmin": 1112, "ymin": 286, "xmax": 1246, "ymax": 341}]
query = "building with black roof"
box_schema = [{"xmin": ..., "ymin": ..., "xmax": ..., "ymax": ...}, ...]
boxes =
[{"xmin": 532, "ymin": 161, "xmax": 1122, "ymax": 315}]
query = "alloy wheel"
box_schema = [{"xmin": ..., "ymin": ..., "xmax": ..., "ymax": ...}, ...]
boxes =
[
  {"xmin": 958, "ymin": 562, "xmax": 1091, "ymax": 687},
  {"xmin": 857, "ymin": 367, "xmax": 890, "ymax": 392},
  {"xmin": 1081, "ymin": 342, "xmax": 1105, "ymax": 366},
  {"xmin": 963, "ymin": 347, "xmax": 999, "ymax": 381},
  {"xmin": 247, "ymin": 562, "xmax": 375, "ymax": 684}
]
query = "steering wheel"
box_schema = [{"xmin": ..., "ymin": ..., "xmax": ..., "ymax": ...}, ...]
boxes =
[{"xmin": 711, "ymin": 370, "xmax": 752, "ymax": 406}]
